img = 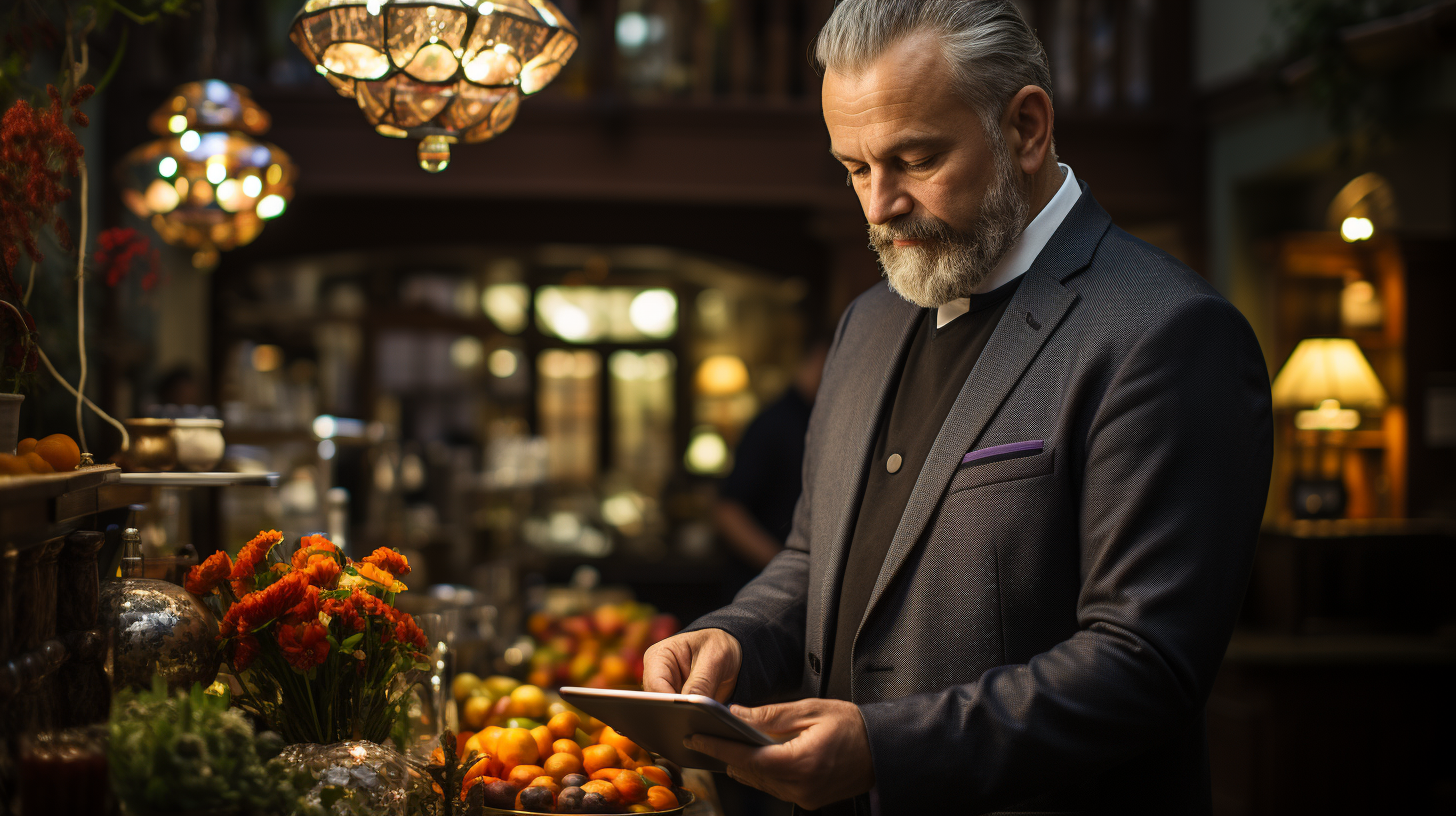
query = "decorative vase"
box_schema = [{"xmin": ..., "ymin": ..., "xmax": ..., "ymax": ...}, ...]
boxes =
[
  {"xmin": 121, "ymin": 418, "xmax": 177, "ymax": 471},
  {"xmin": 276, "ymin": 741, "xmax": 410, "ymax": 816},
  {"xmin": 171, "ymin": 417, "xmax": 225, "ymax": 471},
  {"xmin": 98, "ymin": 528, "xmax": 220, "ymax": 692},
  {"xmin": 0, "ymin": 392, "xmax": 22, "ymax": 454}
]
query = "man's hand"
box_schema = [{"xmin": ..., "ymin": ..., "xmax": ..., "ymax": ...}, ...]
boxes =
[
  {"xmin": 685, "ymin": 698, "xmax": 875, "ymax": 810},
  {"xmin": 642, "ymin": 629, "xmax": 742, "ymax": 702}
]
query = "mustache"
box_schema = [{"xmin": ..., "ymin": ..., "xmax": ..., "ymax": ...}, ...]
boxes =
[{"xmin": 867, "ymin": 214, "xmax": 970, "ymax": 249}]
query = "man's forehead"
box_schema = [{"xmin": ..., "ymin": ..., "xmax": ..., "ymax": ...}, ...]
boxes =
[{"xmin": 821, "ymin": 31, "xmax": 966, "ymax": 146}]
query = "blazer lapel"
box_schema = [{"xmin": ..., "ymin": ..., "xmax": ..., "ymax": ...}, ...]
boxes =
[
  {"xmin": 809, "ymin": 294, "xmax": 919, "ymax": 674},
  {"xmin": 854, "ymin": 188, "xmax": 1112, "ymax": 650}
]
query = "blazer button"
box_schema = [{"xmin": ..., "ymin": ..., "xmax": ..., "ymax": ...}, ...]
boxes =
[
  {"xmin": 886, "ymin": 453, "xmax": 902, "ymax": 473},
  {"xmin": 808, "ymin": 653, "xmax": 821, "ymax": 673}
]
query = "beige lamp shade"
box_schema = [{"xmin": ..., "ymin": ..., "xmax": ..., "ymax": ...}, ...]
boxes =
[{"xmin": 1271, "ymin": 338, "xmax": 1388, "ymax": 412}]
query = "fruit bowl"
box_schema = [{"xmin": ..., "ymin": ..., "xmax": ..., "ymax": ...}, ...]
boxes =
[{"xmin": 474, "ymin": 789, "xmax": 694, "ymax": 815}]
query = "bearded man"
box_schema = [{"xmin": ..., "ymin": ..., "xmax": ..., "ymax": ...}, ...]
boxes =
[{"xmin": 644, "ymin": 1, "xmax": 1273, "ymax": 813}]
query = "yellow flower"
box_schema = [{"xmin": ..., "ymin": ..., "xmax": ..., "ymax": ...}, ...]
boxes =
[{"xmin": 353, "ymin": 562, "xmax": 407, "ymax": 593}]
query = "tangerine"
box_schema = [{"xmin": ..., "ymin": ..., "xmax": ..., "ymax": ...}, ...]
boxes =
[
  {"xmin": 506, "ymin": 764, "xmax": 546, "ymax": 790},
  {"xmin": 21, "ymin": 452, "xmax": 53, "ymax": 473},
  {"xmin": 528, "ymin": 776, "xmax": 561, "ymax": 796},
  {"xmin": 497, "ymin": 727, "xmax": 540, "ymax": 769},
  {"xmin": 530, "ymin": 725, "xmax": 555, "ymax": 761},
  {"xmin": 16, "ymin": 438, "xmax": 36, "ymax": 455},
  {"xmin": 579, "ymin": 779, "xmax": 621, "ymax": 805},
  {"xmin": 552, "ymin": 738, "xmax": 583, "ymax": 759},
  {"xmin": 34, "ymin": 434, "xmax": 80, "ymax": 471},
  {"xmin": 542, "ymin": 752, "xmax": 583, "ymax": 781},
  {"xmin": 0, "ymin": 454, "xmax": 29, "ymax": 475},
  {"xmin": 582, "ymin": 743, "xmax": 621, "ymax": 775},
  {"xmin": 547, "ymin": 710, "xmax": 581, "ymax": 740},
  {"xmin": 646, "ymin": 786, "xmax": 679, "ymax": 811},
  {"xmin": 611, "ymin": 770, "xmax": 649, "ymax": 804}
]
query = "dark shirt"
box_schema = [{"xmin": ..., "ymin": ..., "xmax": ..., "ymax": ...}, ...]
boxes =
[
  {"xmin": 720, "ymin": 386, "xmax": 813, "ymax": 545},
  {"xmin": 825, "ymin": 276, "xmax": 1022, "ymax": 701}
]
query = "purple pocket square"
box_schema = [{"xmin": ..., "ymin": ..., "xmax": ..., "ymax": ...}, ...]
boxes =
[{"xmin": 961, "ymin": 439, "xmax": 1044, "ymax": 465}]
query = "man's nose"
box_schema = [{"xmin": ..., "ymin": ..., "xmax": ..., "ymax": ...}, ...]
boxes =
[{"xmin": 864, "ymin": 171, "xmax": 913, "ymax": 226}]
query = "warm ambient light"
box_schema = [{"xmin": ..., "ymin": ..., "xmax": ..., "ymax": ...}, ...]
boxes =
[
  {"xmin": 685, "ymin": 427, "xmax": 729, "ymax": 474},
  {"xmin": 1271, "ymin": 338, "xmax": 1387, "ymax": 429},
  {"xmin": 1340, "ymin": 216, "xmax": 1375, "ymax": 242},
  {"xmin": 695, "ymin": 355, "xmax": 749, "ymax": 396},
  {"xmin": 117, "ymin": 80, "xmax": 296, "ymax": 269},
  {"xmin": 289, "ymin": 0, "xmax": 578, "ymax": 172}
]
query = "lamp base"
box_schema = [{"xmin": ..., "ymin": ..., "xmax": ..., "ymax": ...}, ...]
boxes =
[{"xmin": 1291, "ymin": 479, "xmax": 1346, "ymax": 519}]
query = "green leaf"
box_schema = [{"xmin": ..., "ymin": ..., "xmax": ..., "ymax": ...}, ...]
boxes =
[{"xmin": 340, "ymin": 633, "xmax": 364, "ymax": 651}]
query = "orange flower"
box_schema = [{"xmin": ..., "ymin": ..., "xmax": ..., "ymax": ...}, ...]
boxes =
[
  {"xmin": 285, "ymin": 584, "xmax": 323, "ymax": 624},
  {"xmin": 230, "ymin": 530, "xmax": 283, "ymax": 596},
  {"xmin": 361, "ymin": 546, "xmax": 411, "ymax": 577},
  {"xmin": 278, "ymin": 620, "xmax": 330, "ymax": 671},
  {"xmin": 233, "ymin": 634, "xmax": 260, "ymax": 671},
  {"xmin": 349, "ymin": 562, "xmax": 407, "ymax": 592},
  {"xmin": 221, "ymin": 570, "xmax": 309, "ymax": 637},
  {"xmin": 291, "ymin": 534, "xmax": 338, "ymax": 570},
  {"xmin": 185, "ymin": 550, "xmax": 232, "ymax": 596},
  {"xmin": 300, "ymin": 556, "xmax": 341, "ymax": 589}
]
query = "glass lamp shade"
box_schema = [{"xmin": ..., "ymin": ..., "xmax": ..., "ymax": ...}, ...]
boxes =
[
  {"xmin": 289, "ymin": 0, "xmax": 578, "ymax": 172},
  {"xmin": 117, "ymin": 80, "xmax": 296, "ymax": 269},
  {"xmin": 1271, "ymin": 338, "xmax": 1388, "ymax": 430}
]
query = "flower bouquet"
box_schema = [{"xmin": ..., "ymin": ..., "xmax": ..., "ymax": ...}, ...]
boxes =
[{"xmin": 186, "ymin": 531, "xmax": 429, "ymax": 746}]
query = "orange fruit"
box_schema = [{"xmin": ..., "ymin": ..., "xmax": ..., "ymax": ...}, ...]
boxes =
[
  {"xmin": 464, "ymin": 757, "xmax": 500, "ymax": 787},
  {"xmin": 547, "ymin": 711, "xmax": 581, "ymax": 740},
  {"xmin": 582, "ymin": 743, "xmax": 621, "ymax": 775},
  {"xmin": 508, "ymin": 684, "xmax": 548, "ymax": 720},
  {"xmin": 462, "ymin": 695, "xmax": 493, "ymax": 729},
  {"xmin": 601, "ymin": 726, "xmax": 644, "ymax": 761},
  {"xmin": 0, "ymin": 453, "xmax": 29, "ymax": 475},
  {"xmin": 34, "ymin": 434, "xmax": 80, "ymax": 471},
  {"xmin": 506, "ymin": 764, "xmax": 545, "ymax": 790},
  {"xmin": 590, "ymin": 768, "xmax": 623, "ymax": 782},
  {"xmin": 639, "ymin": 766, "xmax": 672, "ymax": 788},
  {"xmin": 16, "ymin": 438, "xmax": 36, "ymax": 455},
  {"xmin": 543, "ymin": 752, "xmax": 583, "ymax": 781},
  {"xmin": 22, "ymin": 452, "xmax": 53, "ymax": 473},
  {"xmin": 552, "ymin": 739, "xmax": 583, "ymax": 759},
  {"xmin": 497, "ymin": 727, "xmax": 539, "ymax": 769},
  {"xmin": 611, "ymin": 770, "xmax": 649, "ymax": 804},
  {"xmin": 528, "ymin": 776, "xmax": 561, "ymax": 795},
  {"xmin": 530, "ymin": 725, "xmax": 555, "ymax": 761},
  {"xmin": 647, "ymin": 786, "xmax": 679, "ymax": 811},
  {"xmin": 580, "ymin": 780, "xmax": 621, "ymax": 805},
  {"xmin": 456, "ymin": 731, "xmax": 476, "ymax": 757}
]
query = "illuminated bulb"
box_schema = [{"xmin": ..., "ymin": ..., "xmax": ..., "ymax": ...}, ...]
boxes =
[
  {"xmin": 241, "ymin": 174, "xmax": 262, "ymax": 197},
  {"xmin": 157, "ymin": 156, "xmax": 178, "ymax": 177},
  {"xmin": 629, "ymin": 289, "xmax": 677, "ymax": 337},
  {"xmin": 167, "ymin": 114, "xmax": 188, "ymax": 133},
  {"xmin": 1340, "ymin": 216, "xmax": 1374, "ymax": 242},
  {"xmin": 488, "ymin": 348, "xmax": 519, "ymax": 378},
  {"xmin": 696, "ymin": 355, "xmax": 749, "ymax": 395},
  {"xmin": 179, "ymin": 130, "xmax": 201, "ymax": 152},
  {"xmin": 144, "ymin": 178, "xmax": 180, "ymax": 213},
  {"xmin": 686, "ymin": 429, "xmax": 729, "ymax": 473},
  {"xmin": 313, "ymin": 414, "xmax": 338, "ymax": 439},
  {"xmin": 257, "ymin": 194, "xmax": 287, "ymax": 219},
  {"xmin": 216, "ymin": 179, "xmax": 241, "ymax": 211},
  {"xmin": 267, "ymin": 163, "xmax": 283, "ymax": 185},
  {"xmin": 252, "ymin": 344, "xmax": 283, "ymax": 373},
  {"xmin": 206, "ymin": 161, "xmax": 227, "ymax": 184}
]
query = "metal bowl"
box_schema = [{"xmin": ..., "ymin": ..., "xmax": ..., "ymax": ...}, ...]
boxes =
[{"xmin": 477, "ymin": 788, "xmax": 695, "ymax": 815}]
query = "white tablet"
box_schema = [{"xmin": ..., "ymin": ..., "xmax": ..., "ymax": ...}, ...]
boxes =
[{"xmin": 559, "ymin": 687, "xmax": 779, "ymax": 772}]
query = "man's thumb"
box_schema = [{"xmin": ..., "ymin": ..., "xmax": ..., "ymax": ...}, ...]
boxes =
[{"xmin": 730, "ymin": 702, "xmax": 790, "ymax": 730}]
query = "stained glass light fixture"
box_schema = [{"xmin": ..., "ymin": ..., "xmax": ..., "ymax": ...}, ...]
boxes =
[
  {"xmin": 117, "ymin": 80, "xmax": 297, "ymax": 269},
  {"xmin": 289, "ymin": 0, "xmax": 578, "ymax": 173}
]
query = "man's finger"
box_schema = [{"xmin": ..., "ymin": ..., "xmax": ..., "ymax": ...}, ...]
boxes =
[
  {"xmin": 684, "ymin": 733, "xmax": 783, "ymax": 775},
  {"xmin": 731, "ymin": 701, "xmax": 811, "ymax": 735},
  {"xmin": 679, "ymin": 653, "xmax": 726, "ymax": 698},
  {"xmin": 641, "ymin": 649, "xmax": 681, "ymax": 694}
]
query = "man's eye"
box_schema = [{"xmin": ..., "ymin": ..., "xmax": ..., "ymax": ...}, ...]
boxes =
[
  {"xmin": 906, "ymin": 157, "xmax": 936, "ymax": 170},
  {"xmin": 844, "ymin": 166, "xmax": 868, "ymax": 186}
]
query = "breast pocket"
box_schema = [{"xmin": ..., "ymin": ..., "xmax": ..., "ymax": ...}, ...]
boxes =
[{"xmin": 947, "ymin": 446, "xmax": 1055, "ymax": 493}]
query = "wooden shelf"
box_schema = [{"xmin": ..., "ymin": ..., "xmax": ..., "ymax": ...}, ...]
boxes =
[{"xmin": 0, "ymin": 465, "xmax": 122, "ymax": 543}]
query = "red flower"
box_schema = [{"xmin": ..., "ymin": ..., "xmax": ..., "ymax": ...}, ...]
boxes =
[
  {"xmin": 93, "ymin": 227, "xmax": 159, "ymax": 288},
  {"xmin": 300, "ymin": 556, "xmax": 341, "ymax": 589},
  {"xmin": 285, "ymin": 584, "xmax": 323, "ymax": 624},
  {"xmin": 277, "ymin": 621, "xmax": 330, "ymax": 671},
  {"xmin": 221, "ymin": 570, "xmax": 308, "ymax": 637},
  {"xmin": 232, "ymin": 634, "xmax": 260, "ymax": 671},
  {"xmin": 185, "ymin": 550, "xmax": 233, "ymax": 596},
  {"xmin": 361, "ymin": 547, "xmax": 411, "ymax": 578},
  {"xmin": 230, "ymin": 530, "xmax": 282, "ymax": 596},
  {"xmin": 291, "ymin": 534, "xmax": 338, "ymax": 570}
]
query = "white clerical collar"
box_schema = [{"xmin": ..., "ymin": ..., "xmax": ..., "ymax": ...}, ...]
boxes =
[{"xmin": 936, "ymin": 163, "xmax": 1081, "ymax": 329}]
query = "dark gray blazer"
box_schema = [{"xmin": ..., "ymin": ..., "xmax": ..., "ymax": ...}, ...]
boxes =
[{"xmin": 687, "ymin": 186, "xmax": 1273, "ymax": 815}]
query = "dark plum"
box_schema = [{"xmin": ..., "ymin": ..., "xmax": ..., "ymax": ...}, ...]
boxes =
[
  {"xmin": 557, "ymin": 785, "xmax": 586, "ymax": 813},
  {"xmin": 481, "ymin": 779, "xmax": 518, "ymax": 810},
  {"xmin": 580, "ymin": 791, "xmax": 612, "ymax": 813},
  {"xmin": 518, "ymin": 785, "xmax": 555, "ymax": 813},
  {"xmin": 561, "ymin": 773, "xmax": 590, "ymax": 789}
]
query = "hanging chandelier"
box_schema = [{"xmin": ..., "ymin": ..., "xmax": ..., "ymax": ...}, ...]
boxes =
[
  {"xmin": 116, "ymin": 80, "xmax": 297, "ymax": 269},
  {"xmin": 288, "ymin": 0, "xmax": 578, "ymax": 173}
]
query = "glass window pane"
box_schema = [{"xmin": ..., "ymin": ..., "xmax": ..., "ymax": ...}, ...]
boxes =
[
  {"xmin": 537, "ymin": 349, "xmax": 599, "ymax": 482},
  {"xmin": 609, "ymin": 350, "xmax": 675, "ymax": 493}
]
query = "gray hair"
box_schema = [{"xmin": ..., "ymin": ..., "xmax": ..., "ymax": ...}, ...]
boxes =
[{"xmin": 815, "ymin": 0, "xmax": 1053, "ymax": 134}]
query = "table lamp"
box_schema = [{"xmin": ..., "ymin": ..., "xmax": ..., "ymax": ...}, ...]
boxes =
[{"xmin": 1270, "ymin": 338, "xmax": 1388, "ymax": 518}]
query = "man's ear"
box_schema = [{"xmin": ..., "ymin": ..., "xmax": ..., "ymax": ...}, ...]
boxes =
[{"xmin": 1002, "ymin": 85, "xmax": 1054, "ymax": 176}]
